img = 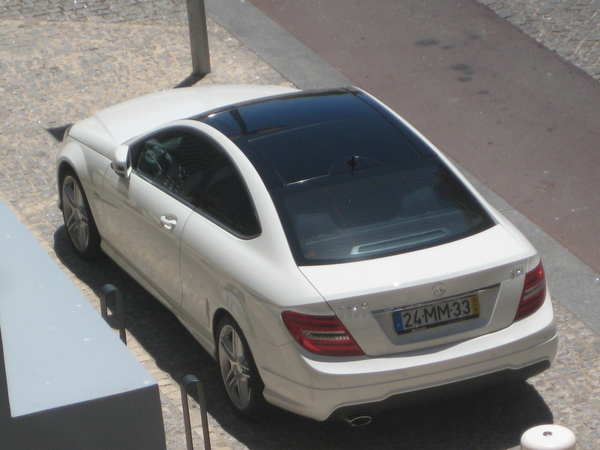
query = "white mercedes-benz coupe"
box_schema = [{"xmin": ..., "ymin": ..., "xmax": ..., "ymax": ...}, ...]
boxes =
[{"xmin": 57, "ymin": 85, "xmax": 557, "ymax": 423}]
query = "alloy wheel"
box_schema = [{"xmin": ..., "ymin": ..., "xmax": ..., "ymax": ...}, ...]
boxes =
[
  {"xmin": 62, "ymin": 175, "xmax": 90, "ymax": 253},
  {"xmin": 218, "ymin": 323, "xmax": 253, "ymax": 410}
]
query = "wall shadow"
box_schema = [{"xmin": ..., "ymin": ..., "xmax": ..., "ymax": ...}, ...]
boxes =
[{"xmin": 53, "ymin": 225, "xmax": 553, "ymax": 450}]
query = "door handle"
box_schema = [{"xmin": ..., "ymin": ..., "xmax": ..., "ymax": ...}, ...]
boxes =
[{"xmin": 160, "ymin": 215, "xmax": 177, "ymax": 231}]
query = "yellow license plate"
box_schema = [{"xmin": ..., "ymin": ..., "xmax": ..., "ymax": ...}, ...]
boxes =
[{"xmin": 393, "ymin": 295, "xmax": 480, "ymax": 334}]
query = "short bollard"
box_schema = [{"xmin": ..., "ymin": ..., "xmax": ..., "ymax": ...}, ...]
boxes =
[
  {"xmin": 521, "ymin": 424, "xmax": 576, "ymax": 450},
  {"xmin": 180, "ymin": 375, "xmax": 212, "ymax": 450},
  {"xmin": 99, "ymin": 284, "xmax": 126, "ymax": 345}
]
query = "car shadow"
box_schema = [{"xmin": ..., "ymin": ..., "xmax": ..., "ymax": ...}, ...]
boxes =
[
  {"xmin": 53, "ymin": 225, "xmax": 553, "ymax": 450},
  {"xmin": 45, "ymin": 124, "xmax": 73, "ymax": 142}
]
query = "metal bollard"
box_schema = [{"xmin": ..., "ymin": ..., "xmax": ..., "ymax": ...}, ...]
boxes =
[
  {"xmin": 180, "ymin": 375, "xmax": 212, "ymax": 450},
  {"xmin": 521, "ymin": 424, "xmax": 576, "ymax": 450},
  {"xmin": 99, "ymin": 284, "xmax": 126, "ymax": 345},
  {"xmin": 186, "ymin": 0, "xmax": 211, "ymax": 77}
]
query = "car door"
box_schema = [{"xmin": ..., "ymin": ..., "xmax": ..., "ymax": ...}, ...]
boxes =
[
  {"xmin": 179, "ymin": 148, "xmax": 262, "ymax": 348},
  {"xmin": 101, "ymin": 127, "xmax": 219, "ymax": 306}
]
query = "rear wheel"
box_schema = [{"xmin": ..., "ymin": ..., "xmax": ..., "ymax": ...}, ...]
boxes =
[
  {"xmin": 60, "ymin": 171, "xmax": 101, "ymax": 259},
  {"xmin": 217, "ymin": 316, "xmax": 266, "ymax": 417}
]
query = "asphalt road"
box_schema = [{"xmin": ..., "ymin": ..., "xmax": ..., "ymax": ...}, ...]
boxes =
[{"xmin": 247, "ymin": 0, "xmax": 600, "ymax": 277}]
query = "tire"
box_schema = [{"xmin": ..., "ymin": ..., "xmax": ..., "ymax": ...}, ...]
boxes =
[
  {"xmin": 60, "ymin": 171, "xmax": 101, "ymax": 260},
  {"xmin": 217, "ymin": 316, "xmax": 266, "ymax": 417}
]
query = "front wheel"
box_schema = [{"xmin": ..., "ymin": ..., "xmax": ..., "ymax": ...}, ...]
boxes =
[
  {"xmin": 60, "ymin": 171, "xmax": 101, "ymax": 259},
  {"xmin": 217, "ymin": 316, "xmax": 266, "ymax": 417}
]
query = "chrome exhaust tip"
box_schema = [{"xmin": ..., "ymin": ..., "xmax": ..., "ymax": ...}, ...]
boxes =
[{"xmin": 344, "ymin": 413, "xmax": 373, "ymax": 427}]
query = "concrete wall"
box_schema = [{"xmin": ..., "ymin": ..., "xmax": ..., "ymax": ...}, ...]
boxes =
[{"xmin": 0, "ymin": 199, "xmax": 166, "ymax": 450}]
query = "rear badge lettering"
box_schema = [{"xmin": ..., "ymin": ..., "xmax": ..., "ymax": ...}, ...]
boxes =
[{"xmin": 339, "ymin": 302, "xmax": 368, "ymax": 312}]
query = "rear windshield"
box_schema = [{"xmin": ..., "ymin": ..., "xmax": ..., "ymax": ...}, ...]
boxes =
[{"xmin": 273, "ymin": 157, "xmax": 495, "ymax": 265}]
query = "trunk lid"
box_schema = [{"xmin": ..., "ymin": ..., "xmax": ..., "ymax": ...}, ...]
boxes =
[{"xmin": 299, "ymin": 224, "xmax": 535, "ymax": 356}]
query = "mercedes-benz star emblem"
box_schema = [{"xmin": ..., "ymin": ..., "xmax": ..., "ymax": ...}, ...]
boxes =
[{"xmin": 432, "ymin": 283, "xmax": 446, "ymax": 297}]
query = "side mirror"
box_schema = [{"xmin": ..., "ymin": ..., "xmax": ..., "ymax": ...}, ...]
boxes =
[{"xmin": 111, "ymin": 145, "xmax": 131, "ymax": 178}]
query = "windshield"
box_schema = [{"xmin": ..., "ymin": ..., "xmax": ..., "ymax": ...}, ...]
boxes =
[{"xmin": 273, "ymin": 157, "xmax": 495, "ymax": 265}]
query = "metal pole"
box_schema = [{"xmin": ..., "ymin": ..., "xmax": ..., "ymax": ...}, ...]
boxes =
[
  {"xmin": 99, "ymin": 284, "xmax": 127, "ymax": 345},
  {"xmin": 180, "ymin": 375, "xmax": 212, "ymax": 450},
  {"xmin": 187, "ymin": 0, "xmax": 211, "ymax": 77}
]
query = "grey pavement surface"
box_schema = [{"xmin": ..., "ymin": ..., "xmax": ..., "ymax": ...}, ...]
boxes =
[
  {"xmin": 1, "ymin": 0, "xmax": 600, "ymax": 449},
  {"xmin": 481, "ymin": 0, "xmax": 600, "ymax": 81}
]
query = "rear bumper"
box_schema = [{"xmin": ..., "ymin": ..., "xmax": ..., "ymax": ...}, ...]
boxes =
[
  {"xmin": 328, "ymin": 359, "xmax": 551, "ymax": 421},
  {"xmin": 259, "ymin": 297, "xmax": 557, "ymax": 421}
]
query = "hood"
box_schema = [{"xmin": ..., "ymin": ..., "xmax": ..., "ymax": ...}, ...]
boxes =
[{"xmin": 69, "ymin": 85, "xmax": 298, "ymax": 157}]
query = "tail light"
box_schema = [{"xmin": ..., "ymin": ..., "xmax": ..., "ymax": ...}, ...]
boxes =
[
  {"xmin": 281, "ymin": 311, "xmax": 364, "ymax": 357},
  {"xmin": 514, "ymin": 261, "xmax": 547, "ymax": 321}
]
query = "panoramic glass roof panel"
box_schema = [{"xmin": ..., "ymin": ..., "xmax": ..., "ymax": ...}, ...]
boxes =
[
  {"xmin": 210, "ymin": 90, "xmax": 377, "ymax": 139},
  {"xmin": 248, "ymin": 115, "xmax": 422, "ymax": 184}
]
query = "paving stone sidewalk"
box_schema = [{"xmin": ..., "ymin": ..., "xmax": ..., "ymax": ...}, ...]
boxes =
[
  {"xmin": 1, "ymin": 1, "xmax": 600, "ymax": 449},
  {"xmin": 478, "ymin": 0, "xmax": 600, "ymax": 81},
  {"xmin": 0, "ymin": 3, "xmax": 290, "ymax": 449}
]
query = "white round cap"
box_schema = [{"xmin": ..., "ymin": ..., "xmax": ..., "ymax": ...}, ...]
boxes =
[{"xmin": 521, "ymin": 424, "xmax": 576, "ymax": 450}]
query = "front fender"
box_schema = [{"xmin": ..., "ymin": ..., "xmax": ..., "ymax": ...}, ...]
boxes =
[{"xmin": 57, "ymin": 138, "xmax": 111, "ymax": 234}]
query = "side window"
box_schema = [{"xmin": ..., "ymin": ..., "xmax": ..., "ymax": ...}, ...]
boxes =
[
  {"xmin": 135, "ymin": 129, "xmax": 218, "ymax": 204},
  {"xmin": 197, "ymin": 155, "xmax": 261, "ymax": 237}
]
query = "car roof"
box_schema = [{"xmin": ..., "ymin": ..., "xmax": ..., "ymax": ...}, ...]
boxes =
[{"xmin": 200, "ymin": 88, "xmax": 435, "ymax": 189}]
